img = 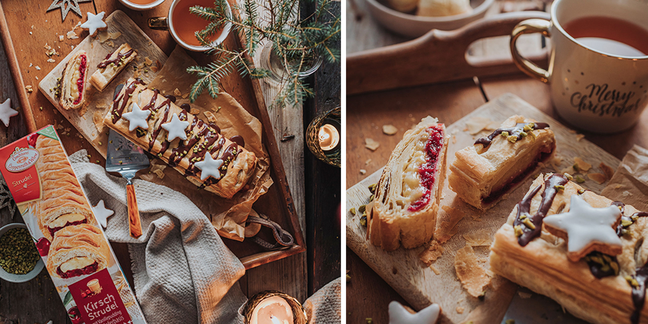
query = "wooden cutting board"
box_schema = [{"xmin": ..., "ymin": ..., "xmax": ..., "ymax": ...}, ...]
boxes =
[
  {"xmin": 346, "ymin": 93, "xmax": 621, "ymax": 323},
  {"xmin": 37, "ymin": 10, "xmax": 167, "ymax": 157}
]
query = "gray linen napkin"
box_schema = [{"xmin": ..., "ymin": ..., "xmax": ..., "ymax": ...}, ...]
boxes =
[{"xmin": 69, "ymin": 150, "xmax": 247, "ymax": 324}]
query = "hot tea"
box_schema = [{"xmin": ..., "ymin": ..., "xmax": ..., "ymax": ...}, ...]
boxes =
[
  {"xmin": 563, "ymin": 16, "xmax": 648, "ymax": 57},
  {"xmin": 126, "ymin": 0, "xmax": 158, "ymax": 4},
  {"xmin": 171, "ymin": 0, "xmax": 223, "ymax": 47}
]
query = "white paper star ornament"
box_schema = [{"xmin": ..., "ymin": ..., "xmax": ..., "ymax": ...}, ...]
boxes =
[
  {"xmin": 194, "ymin": 153, "xmax": 224, "ymax": 181},
  {"xmin": 389, "ymin": 301, "xmax": 440, "ymax": 324},
  {"xmin": 92, "ymin": 200, "xmax": 114, "ymax": 228},
  {"xmin": 0, "ymin": 99, "xmax": 19, "ymax": 128},
  {"xmin": 122, "ymin": 102, "xmax": 151, "ymax": 132},
  {"xmin": 81, "ymin": 12, "xmax": 107, "ymax": 37},
  {"xmin": 543, "ymin": 194, "xmax": 623, "ymax": 261},
  {"xmin": 161, "ymin": 113, "xmax": 189, "ymax": 142}
]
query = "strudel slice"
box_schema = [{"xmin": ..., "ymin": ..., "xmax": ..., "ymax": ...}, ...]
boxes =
[
  {"xmin": 104, "ymin": 78, "xmax": 258, "ymax": 199},
  {"xmin": 490, "ymin": 173, "xmax": 648, "ymax": 324},
  {"xmin": 449, "ymin": 115, "xmax": 555, "ymax": 210},
  {"xmin": 46, "ymin": 224, "xmax": 111, "ymax": 279},
  {"xmin": 59, "ymin": 50, "xmax": 89, "ymax": 110},
  {"xmin": 368, "ymin": 117, "xmax": 448, "ymax": 251},
  {"xmin": 90, "ymin": 43, "xmax": 137, "ymax": 91}
]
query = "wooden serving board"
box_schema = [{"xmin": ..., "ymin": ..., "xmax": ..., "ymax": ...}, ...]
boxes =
[
  {"xmin": 346, "ymin": 93, "xmax": 621, "ymax": 323},
  {"xmin": 38, "ymin": 10, "xmax": 167, "ymax": 157}
]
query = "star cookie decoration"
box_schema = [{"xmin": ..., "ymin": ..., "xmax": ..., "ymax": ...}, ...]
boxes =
[
  {"xmin": 92, "ymin": 200, "xmax": 114, "ymax": 229},
  {"xmin": 161, "ymin": 113, "xmax": 189, "ymax": 142},
  {"xmin": 47, "ymin": 0, "xmax": 92, "ymax": 22},
  {"xmin": 389, "ymin": 301, "xmax": 440, "ymax": 324},
  {"xmin": 122, "ymin": 102, "xmax": 151, "ymax": 132},
  {"xmin": 543, "ymin": 194, "xmax": 623, "ymax": 262},
  {"xmin": 194, "ymin": 153, "xmax": 224, "ymax": 181},
  {"xmin": 0, "ymin": 99, "xmax": 19, "ymax": 128},
  {"xmin": 80, "ymin": 12, "xmax": 107, "ymax": 37}
]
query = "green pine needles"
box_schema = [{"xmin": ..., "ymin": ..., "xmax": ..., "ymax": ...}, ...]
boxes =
[{"xmin": 187, "ymin": 0, "xmax": 340, "ymax": 106}]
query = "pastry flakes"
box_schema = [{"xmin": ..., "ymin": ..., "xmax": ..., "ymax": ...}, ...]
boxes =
[
  {"xmin": 490, "ymin": 173, "xmax": 648, "ymax": 324},
  {"xmin": 449, "ymin": 115, "xmax": 555, "ymax": 210}
]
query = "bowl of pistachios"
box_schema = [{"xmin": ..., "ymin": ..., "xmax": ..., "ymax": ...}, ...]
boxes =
[{"xmin": 0, "ymin": 223, "xmax": 43, "ymax": 283}]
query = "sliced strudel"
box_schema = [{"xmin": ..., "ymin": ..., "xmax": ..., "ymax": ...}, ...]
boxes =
[
  {"xmin": 46, "ymin": 224, "xmax": 112, "ymax": 279},
  {"xmin": 90, "ymin": 43, "xmax": 137, "ymax": 91},
  {"xmin": 490, "ymin": 173, "xmax": 648, "ymax": 324},
  {"xmin": 368, "ymin": 117, "xmax": 448, "ymax": 251},
  {"xmin": 448, "ymin": 115, "xmax": 555, "ymax": 210},
  {"xmin": 104, "ymin": 78, "xmax": 257, "ymax": 199},
  {"xmin": 59, "ymin": 50, "xmax": 89, "ymax": 110}
]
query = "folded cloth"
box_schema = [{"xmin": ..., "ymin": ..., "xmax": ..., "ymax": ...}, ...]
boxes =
[
  {"xmin": 69, "ymin": 150, "xmax": 247, "ymax": 324},
  {"xmin": 303, "ymin": 278, "xmax": 341, "ymax": 323}
]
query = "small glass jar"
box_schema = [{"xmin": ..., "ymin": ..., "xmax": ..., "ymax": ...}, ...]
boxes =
[{"xmin": 260, "ymin": 41, "xmax": 323, "ymax": 84}]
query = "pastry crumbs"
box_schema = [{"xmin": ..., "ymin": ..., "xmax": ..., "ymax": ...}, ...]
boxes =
[
  {"xmin": 419, "ymin": 240, "xmax": 444, "ymax": 266},
  {"xmin": 430, "ymin": 265, "xmax": 440, "ymax": 275},
  {"xmin": 576, "ymin": 134, "xmax": 585, "ymax": 141},
  {"xmin": 454, "ymin": 244, "xmax": 490, "ymax": 298},
  {"xmin": 365, "ymin": 138, "xmax": 380, "ymax": 151},
  {"xmin": 588, "ymin": 173, "xmax": 606, "ymax": 184},
  {"xmin": 203, "ymin": 111, "xmax": 217, "ymax": 123},
  {"xmin": 435, "ymin": 205, "xmax": 465, "ymax": 243},
  {"xmin": 574, "ymin": 157, "xmax": 592, "ymax": 172},
  {"xmin": 190, "ymin": 108, "xmax": 200, "ymax": 115},
  {"xmin": 382, "ymin": 124, "xmax": 397, "ymax": 135},
  {"xmin": 463, "ymin": 230, "xmax": 492, "ymax": 247},
  {"xmin": 456, "ymin": 307, "xmax": 464, "ymax": 314},
  {"xmin": 599, "ymin": 162, "xmax": 615, "ymax": 180},
  {"xmin": 174, "ymin": 88, "xmax": 182, "ymax": 96}
]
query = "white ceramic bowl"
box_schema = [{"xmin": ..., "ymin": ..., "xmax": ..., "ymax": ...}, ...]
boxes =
[
  {"xmin": 366, "ymin": 0, "xmax": 495, "ymax": 37},
  {"xmin": 0, "ymin": 223, "xmax": 44, "ymax": 283},
  {"xmin": 119, "ymin": 0, "xmax": 166, "ymax": 11}
]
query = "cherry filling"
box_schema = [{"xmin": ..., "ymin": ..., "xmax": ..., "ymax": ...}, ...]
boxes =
[
  {"xmin": 48, "ymin": 219, "xmax": 87, "ymax": 239},
  {"xmin": 72, "ymin": 55, "xmax": 87, "ymax": 105},
  {"xmin": 57, "ymin": 261, "xmax": 99, "ymax": 279},
  {"xmin": 409, "ymin": 125, "xmax": 444, "ymax": 212}
]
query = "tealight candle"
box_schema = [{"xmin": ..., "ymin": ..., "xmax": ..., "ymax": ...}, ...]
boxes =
[
  {"xmin": 318, "ymin": 124, "xmax": 339, "ymax": 151},
  {"xmin": 249, "ymin": 296, "xmax": 294, "ymax": 324}
]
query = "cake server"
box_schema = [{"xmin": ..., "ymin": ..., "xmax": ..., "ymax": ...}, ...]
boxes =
[{"xmin": 106, "ymin": 84, "xmax": 149, "ymax": 238}]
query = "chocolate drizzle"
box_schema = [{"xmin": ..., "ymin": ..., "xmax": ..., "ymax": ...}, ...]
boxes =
[
  {"xmin": 98, "ymin": 49, "xmax": 134, "ymax": 69},
  {"xmin": 230, "ymin": 135, "xmax": 244, "ymax": 147},
  {"xmin": 584, "ymin": 251, "xmax": 619, "ymax": 278},
  {"xmin": 475, "ymin": 122, "xmax": 550, "ymax": 147},
  {"xmin": 514, "ymin": 174, "xmax": 568, "ymax": 246},
  {"xmin": 148, "ymin": 99, "xmax": 172, "ymax": 150},
  {"xmin": 111, "ymin": 79, "xmax": 144, "ymax": 124}
]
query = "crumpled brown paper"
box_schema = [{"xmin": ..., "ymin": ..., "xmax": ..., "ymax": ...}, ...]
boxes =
[
  {"xmin": 601, "ymin": 145, "xmax": 648, "ymax": 211},
  {"xmin": 142, "ymin": 46, "xmax": 273, "ymax": 241}
]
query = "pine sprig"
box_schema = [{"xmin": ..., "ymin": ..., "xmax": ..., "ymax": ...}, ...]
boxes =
[{"xmin": 187, "ymin": 0, "xmax": 340, "ymax": 107}]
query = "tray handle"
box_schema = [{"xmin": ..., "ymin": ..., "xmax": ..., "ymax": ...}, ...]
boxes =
[{"xmin": 347, "ymin": 11, "xmax": 551, "ymax": 95}]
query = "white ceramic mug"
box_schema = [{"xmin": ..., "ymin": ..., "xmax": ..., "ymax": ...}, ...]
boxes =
[
  {"xmin": 119, "ymin": 0, "xmax": 166, "ymax": 11},
  {"xmin": 148, "ymin": 0, "xmax": 232, "ymax": 52},
  {"xmin": 510, "ymin": 0, "xmax": 648, "ymax": 134}
]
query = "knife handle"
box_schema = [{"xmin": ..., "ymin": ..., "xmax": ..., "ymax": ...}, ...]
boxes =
[{"xmin": 127, "ymin": 182, "xmax": 143, "ymax": 238}]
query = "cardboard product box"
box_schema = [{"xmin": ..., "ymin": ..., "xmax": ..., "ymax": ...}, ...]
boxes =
[{"xmin": 0, "ymin": 126, "xmax": 146, "ymax": 324}]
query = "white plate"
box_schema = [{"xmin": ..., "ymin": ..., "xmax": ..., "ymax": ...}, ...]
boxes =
[
  {"xmin": 0, "ymin": 223, "xmax": 44, "ymax": 283},
  {"xmin": 366, "ymin": 0, "xmax": 495, "ymax": 37}
]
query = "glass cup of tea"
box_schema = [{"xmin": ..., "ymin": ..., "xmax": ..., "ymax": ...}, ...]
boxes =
[
  {"xmin": 119, "ymin": 0, "xmax": 166, "ymax": 11},
  {"xmin": 148, "ymin": 0, "xmax": 232, "ymax": 52},
  {"xmin": 510, "ymin": 0, "xmax": 648, "ymax": 134}
]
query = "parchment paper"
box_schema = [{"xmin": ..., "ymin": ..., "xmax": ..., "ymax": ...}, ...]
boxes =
[
  {"xmin": 601, "ymin": 145, "xmax": 648, "ymax": 210},
  {"xmin": 142, "ymin": 46, "xmax": 273, "ymax": 241}
]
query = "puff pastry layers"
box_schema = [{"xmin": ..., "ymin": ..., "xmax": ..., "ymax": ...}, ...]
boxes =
[
  {"xmin": 449, "ymin": 115, "xmax": 555, "ymax": 210},
  {"xmin": 90, "ymin": 43, "xmax": 137, "ymax": 91},
  {"xmin": 46, "ymin": 224, "xmax": 111, "ymax": 279},
  {"xmin": 59, "ymin": 50, "xmax": 89, "ymax": 110},
  {"xmin": 368, "ymin": 117, "xmax": 448, "ymax": 251},
  {"xmin": 32, "ymin": 135, "xmax": 95, "ymax": 241},
  {"xmin": 105, "ymin": 78, "xmax": 257, "ymax": 199},
  {"xmin": 490, "ymin": 174, "xmax": 648, "ymax": 324}
]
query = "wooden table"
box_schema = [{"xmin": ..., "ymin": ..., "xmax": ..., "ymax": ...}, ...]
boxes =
[
  {"xmin": 0, "ymin": 1, "xmax": 340, "ymax": 322},
  {"xmin": 346, "ymin": 1, "xmax": 648, "ymax": 323}
]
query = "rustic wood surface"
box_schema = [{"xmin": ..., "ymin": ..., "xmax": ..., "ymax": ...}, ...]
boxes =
[
  {"xmin": 0, "ymin": 0, "xmax": 341, "ymax": 322},
  {"xmin": 347, "ymin": 93, "xmax": 620, "ymax": 323}
]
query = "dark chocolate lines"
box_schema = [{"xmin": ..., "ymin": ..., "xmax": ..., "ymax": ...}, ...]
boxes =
[
  {"xmin": 98, "ymin": 49, "xmax": 134, "ymax": 69},
  {"xmin": 475, "ymin": 122, "xmax": 550, "ymax": 147}
]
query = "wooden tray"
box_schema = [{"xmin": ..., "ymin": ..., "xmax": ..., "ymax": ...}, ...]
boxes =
[
  {"xmin": 0, "ymin": 0, "xmax": 304, "ymax": 270},
  {"xmin": 346, "ymin": 93, "xmax": 620, "ymax": 323}
]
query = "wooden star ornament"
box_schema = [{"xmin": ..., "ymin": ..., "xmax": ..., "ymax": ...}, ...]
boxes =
[
  {"xmin": 389, "ymin": 301, "xmax": 440, "ymax": 324},
  {"xmin": 47, "ymin": 0, "xmax": 92, "ymax": 22}
]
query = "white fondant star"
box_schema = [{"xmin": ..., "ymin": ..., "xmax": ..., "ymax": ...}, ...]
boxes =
[
  {"xmin": 161, "ymin": 113, "xmax": 189, "ymax": 142},
  {"xmin": 0, "ymin": 99, "xmax": 19, "ymax": 128},
  {"xmin": 389, "ymin": 301, "xmax": 440, "ymax": 324},
  {"xmin": 92, "ymin": 200, "xmax": 114, "ymax": 229},
  {"xmin": 544, "ymin": 195, "xmax": 622, "ymax": 258},
  {"xmin": 122, "ymin": 102, "xmax": 150, "ymax": 132},
  {"xmin": 194, "ymin": 153, "xmax": 224, "ymax": 181},
  {"xmin": 80, "ymin": 12, "xmax": 107, "ymax": 36}
]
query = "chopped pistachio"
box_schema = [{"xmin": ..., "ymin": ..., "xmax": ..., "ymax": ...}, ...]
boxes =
[
  {"xmin": 359, "ymin": 205, "xmax": 366, "ymax": 213},
  {"xmin": 501, "ymin": 131, "xmax": 509, "ymax": 137},
  {"xmin": 346, "ymin": 274, "xmax": 351, "ymax": 282},
  {"xmin": 610, "ymin": 260, "xmax": 620, "ymax": 275},
  {"xmin": 522, "ymin": 218, "xmax": 536, "ymax": 230},
  {"xmin": 564, "ymin": 173, "xmax": 573, "ymax": 181},
  {"xmin": 366, "ymin": 319, "xmax": 373, "ymax": 324},
  {"xmin": 573, "ymin": 164, "xmax": 580, "ymax": 172},
  {"xmin": 626, "ymin": 275, "xmax": 639, "ymax": 287},
  {"xmin": 507, "ymin": 136, "xmax": 518, "ymax": 143},
  {"xmin": 369, "ymin": 194, "xmax": 374, "ymax": 201},
  {"xmin": 632, "ymin": 215, "xmax": 639, "ymax": 221},
  {"xmin": 528, "ymin": 131, "xmax": 536, "ymax": 140},
  {"xmin": 577, "ymin": 188, "xmax": 586, "ymax": 194},
  {"xmin": 514, "ymin": 225, "xmax": 524, "ymax": 237},
  {"xmin": 622, "ymin": 219, "xmax": 633, "ymax": 227},
  {"xmin": 554, "ymin": 185, "xmax": 565, "ymax": 191},
  {"xmin": 360, "ymin": 215, "xmax": 367, "ymax": 227},
  {"xmin": 519, "ymin": 131, "xmax": 528, "ymax": 138},
  {"xmin": 505, "ymin": 320, "xmax": 516, "ymax": 324},
  {"xmin": 368, "ymin": 183, "xmax": 377, "ymax": 194},
  {"xmin": 349, "ymin": 208, "xmax": 356, "ymax": 216},
  {"xmin": 519, "ymin": 214, "xmax": 527, "ymax": 220}
]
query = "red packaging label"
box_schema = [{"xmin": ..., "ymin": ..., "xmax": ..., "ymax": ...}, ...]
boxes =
[
  {"xmin": 69, "ymin": 268, "xmax": 133, "ymax": 324},
  {"xmin": 0, "ymin": 137, "xmax": 41, "ymax": 203}
]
